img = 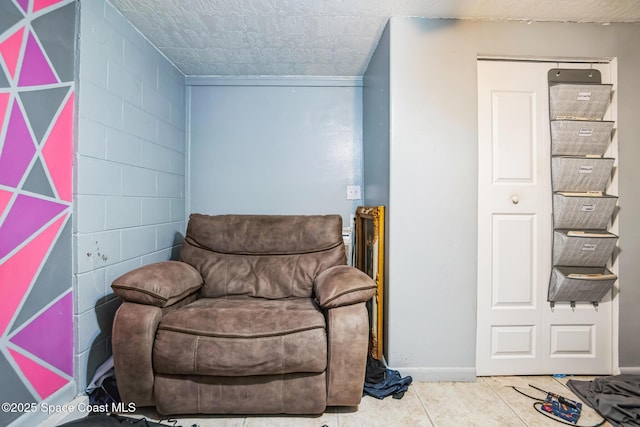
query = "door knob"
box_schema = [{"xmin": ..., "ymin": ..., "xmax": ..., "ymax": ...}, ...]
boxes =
[{"xmin": 511, "ymin": 195, "xmax": 520, "ymax": 204}]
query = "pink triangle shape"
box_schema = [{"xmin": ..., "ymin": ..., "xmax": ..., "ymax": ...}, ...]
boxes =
[
  {"xmin": 0, "ymin": 27, "xmax": 25, "ymax": 80},
  {"xmin": 0, "ymin": 194, "xmax": 67, "ymax": 260},
  {"xmin": 0, "ymin": 92, "xmax": 9, "ymax": 129},
  {"xmin": 10, "ymin": 291, "xmax": 73, "ymax": 376},
  {"xmin": 0, "ymin": 215, "xmax": 65, "ymax": 336},
  {"xmin": 0, "ymin": 99, "xmax": 36, "ymax": 188},
  {"xmin": 33, "ymin": 0, "xmax": 63, "ymax": 12},
  {"xmin": 42, "ymin": 92, "xmax": 73, "ymax": 201},
  {"xmin": 0, "ymin": 189, "xmax": 12, "ymax": 217},
  {"xmin": 18, "ymin": 32, "xmax": 57, "ymax": 86},
  {"xmin": 8, "ymin": 348, "xmax": 69, "ymax": 399}
]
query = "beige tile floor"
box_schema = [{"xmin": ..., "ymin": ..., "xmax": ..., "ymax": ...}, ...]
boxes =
[{"xmin": 114, "ymin": 376, "xmax": 610, "ymax": 427}]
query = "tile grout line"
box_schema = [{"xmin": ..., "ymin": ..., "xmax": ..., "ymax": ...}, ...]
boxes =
[
  {"xmin": 552, "ymin": 375, "xmax": 576, "ymax": 393},
  {"xmin": 480, "ymin": 377, "xmax": 530, "ymax": 426},
  {"xmin": 412, "ymin": 385, "xmax": 438, "ymax": 427}
]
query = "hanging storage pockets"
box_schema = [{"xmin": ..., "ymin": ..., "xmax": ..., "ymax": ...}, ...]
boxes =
[
  {"xmin": 550, "ymin": 120, "xmax": 614, "ymax": 156},
  {"xmin": 547, "ymin": 71, "xmax": 617, "ymax": 306},
  {"xmin": 551, "ymin": 157, "xmax": 614, "ymax": 192},
  {"xmin": 553, "ymin": 192, "xmax": 617, "ymax": 229},
  {"xmin": 549, "ymin": 83, "xmax": 613, "ymax": 120},
  {"xmin": 549, "ymin": 266, "xmax": 617, "ymax": 302},
  {"xmin": 552, "ymin": 230, "xmax": 618, "ymax": 267}
]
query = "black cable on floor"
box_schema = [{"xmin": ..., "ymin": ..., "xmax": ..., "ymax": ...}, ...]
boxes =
[{"xmin": 511, "ymin": 385, "xmax": 546, "ymax": 401}]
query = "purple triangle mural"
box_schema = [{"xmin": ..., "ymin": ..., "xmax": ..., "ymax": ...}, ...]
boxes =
[
  {"xmin": 16, "ymin": 0, "xmax": 30, "ymax": 14},
  {"xmin": 0, "ymin": 2, "xmax": 75, "ymax": 425},
  {"xmin": 18, "ymin": 32, "xmax": 57, "ymax": 87},
  {"xmin": 0, "ymin": 193, "xmax": 67, "ymax": 259},
  {"xmin": 10, "ymin": 291, "xmax": 73, "ymax": 376},
  {"xmin": 0, "ymin": 99, "xmax": 35, "ymax": 187}
]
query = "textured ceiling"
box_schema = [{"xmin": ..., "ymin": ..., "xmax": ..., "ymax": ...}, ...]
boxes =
[{"xmin": 108, "ymin": 0, "xmax": 640, "ymax": 76}]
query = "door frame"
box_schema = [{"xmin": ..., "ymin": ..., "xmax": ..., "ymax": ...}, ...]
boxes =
[{"xmin": 475, "ymin": 55, "xmax": 620, "ymax": 375}]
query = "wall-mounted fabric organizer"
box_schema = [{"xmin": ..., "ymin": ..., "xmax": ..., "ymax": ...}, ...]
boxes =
[
  {"xmin": 547, "ymin": 68, "xmax": 617, "ymax": 307},
  {"xmin": 553, "ymin": 230, "xmax": 618, "ymax": 267},
  {"xmin": 553, "ymin": 192, "xmax": 617, "ymax": 229},
  {"xmin": 549, "ymin": 266, "xmax": 617, "ymax": 303},
  {"xmin": 551, "ymin": 157, "xmax": 614, "ymax": 192},
  {"xmin": 549, "ymin": 83, "xmax": 613, "ymax": 120},
  {"xmin": 550, "ymin": 120, "xmax": 614, "ymax": 156}
]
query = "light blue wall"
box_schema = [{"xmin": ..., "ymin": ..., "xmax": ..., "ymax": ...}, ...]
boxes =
[
  {"xmin": 363, "ymin": 17, "xmax": 640, "ymax": 379},
  {"xmin": 188, "ymin": 80, "xmax": 363, "ymax": 227},
  {"xmin": 75, "ymin": 0, "xmax": 186, "ymax": 387},
  {"xmin": 363, "ymin": 23, "xmax": 390, "ymax": 209},
  {"xmin": 363, "ymin": 22, "xmax": 391, "ymax": 358}
]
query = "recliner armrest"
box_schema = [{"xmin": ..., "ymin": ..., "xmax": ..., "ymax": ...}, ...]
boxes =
[
  {"xmin": 314, "ymin": 265, "xmax": 377, "ymax": 309},
  {"xmin": 112, "ymin": 261, "xmax": 202, "ymax": 307}
]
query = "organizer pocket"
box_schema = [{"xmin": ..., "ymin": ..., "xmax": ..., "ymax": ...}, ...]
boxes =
[
  {"xmin": 551, "ymin": 157, "xmax": 614, "ymax": 192},
  {"xmin": 553, "ymin": 192, "xmax": 617, "ymax": 229},
  {"xmin": 549, "ymin": 83, "xmax": 613, "ymax": 121},
  {"xmin": 550, "ymin": 120, "xmax": 614, "ymax": 156},
  {"xmin": 553, "ymin": 230, "xmax": 617, "ymax": 267},
  {"xmin": 548, "ymin": 266, "xmax": 616, "ymax": 302}
]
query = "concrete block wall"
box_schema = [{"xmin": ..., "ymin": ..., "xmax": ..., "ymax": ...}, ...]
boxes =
[{"xmin": 74, "ymin": 0, "xmax": 186, "ymax": 387}]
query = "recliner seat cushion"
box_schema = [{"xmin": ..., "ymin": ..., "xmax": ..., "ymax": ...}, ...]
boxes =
[{"xmin": 153, "ymin": 297, "xmax": 327, "ymax": 376}]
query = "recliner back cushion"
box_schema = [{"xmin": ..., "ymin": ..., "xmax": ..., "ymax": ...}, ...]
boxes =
[{"xmin": 180, "ymin": 214, "xmax": 346, "ymax": 298}]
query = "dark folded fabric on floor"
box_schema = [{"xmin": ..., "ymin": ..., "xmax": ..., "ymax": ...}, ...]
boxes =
[
  {"xmin": 57, "ymin": 414, "xmax": 181, "ymax": 426},
  {"xmin": 363, "ymin": 355, "xmax": 413, "ymax": 400},
  {"xmin": 365, "ymin": 354, "xmax": 387, "ymax": 384},
  {"xmin": 567, "ymin": 374, "xmax": 640, "ymax": 427}
]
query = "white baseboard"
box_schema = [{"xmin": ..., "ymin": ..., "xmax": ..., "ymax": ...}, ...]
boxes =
[
  {"xmin": 619, "ymin": 366, "xmax": 640, "ymax": 375},
  {"xmin": 388, "ymin": 366, "xmax": 477, "ymax": 382}
]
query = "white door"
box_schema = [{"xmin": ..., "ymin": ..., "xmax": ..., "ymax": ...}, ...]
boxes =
[{"xmin": 476, "ymin": 60, "xmax": 616, "ymax": 375}]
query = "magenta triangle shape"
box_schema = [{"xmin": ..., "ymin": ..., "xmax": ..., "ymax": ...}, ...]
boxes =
[
  {"xmin": 0, "ymin": 100, "xmax": 36, "ymax": 187},
  {"xmin": 0, "ymin": 193, "xmax": 67, "ymax": 259},
  {"xmin": 18, "ymin": 32, "xmax": 57, "ymax": 87},
  {"xmin": 16, "ymin": 0, "xmax": 30, "ymax": 13},
  {"xmin": 10, "ymin": 292, "xmax": 73, "ymax": 376}
]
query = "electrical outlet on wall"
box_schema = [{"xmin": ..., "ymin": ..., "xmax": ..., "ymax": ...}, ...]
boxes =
[
  {"xmin": 346, "ymin": 185, "xmax": 361, "ymax": 200},
  {"xmin": 342, "ymin": 226, "xmax": 353, "ymax": 265}
]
